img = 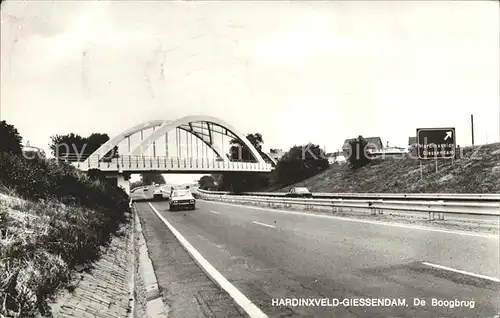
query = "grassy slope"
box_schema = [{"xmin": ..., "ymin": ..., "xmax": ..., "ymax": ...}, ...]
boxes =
[
  {"xmin": 0, "ymin": 193, "xmax": 71, "ymax": 316},
  {"xmin": 0, "ymin": 156, "xmax": 130, "ymax": 317},
  {"xmin": 276, "ymin": 143, "xmax": 500, "ymax": 193}
]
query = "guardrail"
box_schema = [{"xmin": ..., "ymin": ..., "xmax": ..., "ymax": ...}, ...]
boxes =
[
  {"xmin": 196, "ymin": 190, "xmax": 500, "ymax": 220},
  {"xmin": 196, "ymin": 189, "xmax": 500, "ymax": 202}
]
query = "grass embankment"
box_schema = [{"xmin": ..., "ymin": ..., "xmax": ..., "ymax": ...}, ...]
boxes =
[
  {"xmin": 0, "ymin": 153, "xmax": 130, "ymax": 317},
  {"xmin": 275, "ymin": 143, "xmax": 500, "ymax": 193}
]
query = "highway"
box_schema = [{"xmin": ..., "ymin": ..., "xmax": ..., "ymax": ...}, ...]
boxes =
[{"xmin": 134, "ymin": 196, "xmax": 500, "ymax": 317}]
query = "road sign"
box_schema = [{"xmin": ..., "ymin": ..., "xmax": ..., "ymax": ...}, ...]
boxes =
[{"xmin": 416, "ymin": 128, "xmax": 456, "ymax": 160}]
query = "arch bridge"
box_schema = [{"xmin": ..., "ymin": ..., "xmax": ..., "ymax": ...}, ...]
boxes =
[{"xmin": 71, "ymin": 115, "xmax": 275, "ymax": 174}]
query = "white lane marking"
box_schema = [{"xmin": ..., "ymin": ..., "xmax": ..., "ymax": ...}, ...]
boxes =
[
  {"xmin": 210, "ymin": 210, "xmax": 220, "ymax": 214},
  {"xmin": 202, "ymin": 200, "xmax": 498, "ymax": 239},
  {"xmin": 421, "ymin": 261, "xmax": 500, "ymax": 283},
  {"xmin": 252, "ymin": 221, "xmax": 276, "ymax": 229},
  {"xmin": 147, "ymin": 203, "xmax": 268, "ymax": 318}
]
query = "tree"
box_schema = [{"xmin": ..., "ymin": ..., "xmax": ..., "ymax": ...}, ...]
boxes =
[
  {"xmin": 210, "ymin": 174, "xmax": 223, "ymax": 190},
  {"xmin": 347, "ymin": 135, "xmax": 371, "ymax": 168},
  {"xmin": 50, "ymin": 133, "xmax": 85, "ymax": 160},
  {"xmin": 131, "ymin": 180, "xmax": 144, "ymax": 190},
  {"xmin": 122, "ymin": 172, "xmax": 131, "ymax": 181},
  {"xmin": 229, "ymin": 133, "xmax": 265, "ymax": 162},
  {"xmin": 87, "ymin": 169, "xmax": 106, "ymax": 181},
  {"xmin": 198, "ymin": 175, "xmax": 216, "ymax": 190},
  {"xmin": 86, "ymin": 133, "xmax": 118, "ymax": 159},
  {"xmin": 274, "ymin": 143, "xmax": 329, "ymax": 186},
  {"xmin": 219, "ymin": 132, "xmax": 270, "ymax": 192},
  {"xmin": 0, "ymin": 120, "xmax": 22, "ymax": 154},
  {"xmin": 140, "ymin": 173, "xmax": 165, "ymax": 185},
  {"xmin": 49, "ymin": 133, "xmax": 118, "ymax": 162}
]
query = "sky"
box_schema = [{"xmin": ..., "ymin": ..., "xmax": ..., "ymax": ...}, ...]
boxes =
[{"xmin": 1, "ymin": 1, "xmax": 499, "ymax": 184}]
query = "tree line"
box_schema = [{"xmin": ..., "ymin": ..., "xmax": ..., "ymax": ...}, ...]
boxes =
[
  {"xmin": 0, "ymin": 121, "xmax": 165, "ymax": 187},
  {"xmin": 198, "ymin": 133, "xmax": 374, "ymax": 192},
  {"xmin": 1, "ymin": 120, "xmax": 370, "ymax": 194},
  {"xmin": 198, "ymin": 132, "xmax": 330, "ymax": 192}
]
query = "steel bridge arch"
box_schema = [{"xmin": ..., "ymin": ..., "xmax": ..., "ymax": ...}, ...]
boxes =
[{"xmin": 83, "ymin": 115, "xmax": 267, "ymax": 165}]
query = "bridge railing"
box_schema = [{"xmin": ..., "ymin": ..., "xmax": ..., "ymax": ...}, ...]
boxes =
[{"xmin": 68, "ymin": 155, "xmax": 273, "ymax": 171}]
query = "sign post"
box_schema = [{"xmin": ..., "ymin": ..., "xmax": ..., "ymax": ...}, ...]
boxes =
[
  {"xmin": 471, "ymin": 114, "xmax": 474, "ymax": 146},
  {"xmin": 419, "ymin": 161, "xmax": 423, "ymax": 180},
  {"xmin": 416, "ymin": 128, "xmax": 456, "ymax": 161}
]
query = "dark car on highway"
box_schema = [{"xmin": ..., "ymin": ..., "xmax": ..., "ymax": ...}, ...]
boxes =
[
  {"xmin": 285, "ymin": 187, "xmax": 313, "ymax": 198},
  {"xmin": 169, "ymin": 189, "xmax": 196, "ymax": 211}
]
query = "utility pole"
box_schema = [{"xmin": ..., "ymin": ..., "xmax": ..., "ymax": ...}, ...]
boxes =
[{"xmin": 471, "ymin": 114, "xmax": 475, "ymax": 146}]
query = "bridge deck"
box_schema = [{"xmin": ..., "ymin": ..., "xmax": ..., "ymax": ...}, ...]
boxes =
[{"xmin": 71, "ymin": 156, "xmax": 273, "ymax": 173}]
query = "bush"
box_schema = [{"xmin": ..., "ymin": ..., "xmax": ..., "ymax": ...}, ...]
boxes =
[
  {"xmin": 0, "ymin": 202, "xmax": 7, "ymax": 228},
  {"xmin": 0, "ymin": 152, "xmax": 130, "ymax": 316},
  {"xmin": 0, "ymin": 154, "xmax": 53, "ymax": 200},
  {"xmin": 0, "ymin": 153, "xmax": 129, "ymax": 217},
  {"xmin": 44, "ymin": 205, "xmax": 106, "ymax": 267},
  {"xmin": 0, "ymin": 247, "xmax": 71, "ymax": 317},
  {"xmin": 0, "ymin": 200, "xmax": 71, "ymax": 316}
]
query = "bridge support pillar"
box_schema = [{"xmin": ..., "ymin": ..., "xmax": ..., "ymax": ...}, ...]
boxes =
[{"xmin": 105, "ymin": 174, "xmax": 130, "ymax": 196}]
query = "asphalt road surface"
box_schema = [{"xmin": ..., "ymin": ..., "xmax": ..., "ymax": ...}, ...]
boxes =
[{"xmin": 135, "ymin": 198, "xmax": 499, "ymax": 318}]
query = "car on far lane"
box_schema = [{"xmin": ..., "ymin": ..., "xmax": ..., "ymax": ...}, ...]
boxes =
[
  {"xmin": 169, "ymin": 189, "xmax": 196, "ymax": 211},
  {"xmin": 153, "ymin": 184, "xmax": 164, "ymax": 200},
  {"xmin": 285, "ymin": 187, "xmax": 313, "ymax": 198}
]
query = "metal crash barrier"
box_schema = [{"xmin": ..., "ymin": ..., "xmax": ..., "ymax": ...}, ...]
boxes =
[{"xmin": 196, "ymin": 189, "xmax": 500, "ymax": 221}]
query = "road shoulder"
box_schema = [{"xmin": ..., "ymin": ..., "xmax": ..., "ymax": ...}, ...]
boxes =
[{"xmin": 134, "ymin": 201, "xmax": 249, "ymax": 318}]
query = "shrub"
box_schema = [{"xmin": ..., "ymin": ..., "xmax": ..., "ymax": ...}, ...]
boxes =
[
  {"xmin": 0, "ymin": 152, "xmax": 130, "ymax": 316},
  {"xmin": 0, "ymin": 202, "xmax": 7, "ymax": 228},
  {"xmin": 44, "ymin": 206, "xmax": 105, "ymax": 267},
  {"xmin": 0, "ymin": 154, "xmax": 53, "ymax": 200},
  {"xmin": 0, "ymin": 246, "xmax": 71, "ymax": 317},
  {"xmin": 0, "ymin": 153, "xmax": 130, "ymax": 218}
]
